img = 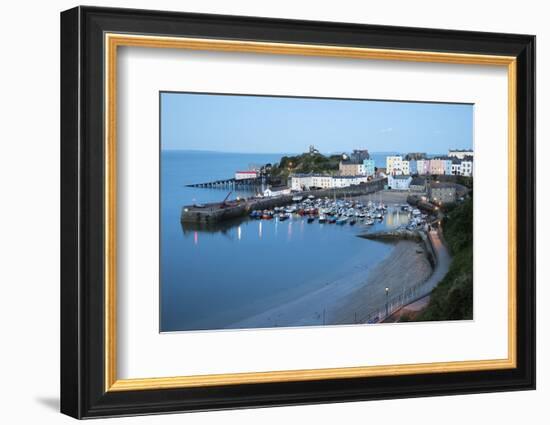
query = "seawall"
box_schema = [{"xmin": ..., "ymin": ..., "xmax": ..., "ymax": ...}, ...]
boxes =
[
  {"xmin": 181, "ymin": 177, "xmax": 387, "ymax": 224},
  {"xmin": 359, "ymin": 229, "xmax": 437, "ymax": 268}
]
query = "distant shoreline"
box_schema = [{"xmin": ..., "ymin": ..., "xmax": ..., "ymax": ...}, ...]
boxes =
[{"xmin": 161, "ymin": 149, "xmax": 451, "ymax": 156}]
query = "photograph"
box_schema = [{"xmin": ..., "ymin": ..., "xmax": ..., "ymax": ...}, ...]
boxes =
[{"xmin": 160, "ymin": 92, "xmax": 474, "ymax": 332}]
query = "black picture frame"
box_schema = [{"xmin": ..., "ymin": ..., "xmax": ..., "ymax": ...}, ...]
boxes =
[{"xmin": 61, "ymin": 5, "xmax": 536, "ymax": 419}]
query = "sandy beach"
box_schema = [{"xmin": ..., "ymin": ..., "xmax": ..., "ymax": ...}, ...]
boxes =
[
  {"xmin": 330, "ymin": 240, "xmax": 432, "ymax": 324},
  {"xmin": 229, "ymin": 239, "xmax": 432, "ymax": 329}
]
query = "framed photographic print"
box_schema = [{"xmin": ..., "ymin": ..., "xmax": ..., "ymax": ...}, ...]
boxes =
[{"xmin": 60, "ymin": 6, "xmax": 536, "ymax": 419}]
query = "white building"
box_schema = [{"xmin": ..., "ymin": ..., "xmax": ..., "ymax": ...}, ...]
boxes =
[
  {"xmin": 290, "ymin": 174, "xmax": 369, "ymax": 191},
  {"xmin": 460, "ymin": 160, "xmax": 474, "ymax": 177},
  {"xmin": 451, "ymin": 162, "xmax": 461, "ymax": 175},
  {"xmin": 448, "ymin": 149, "xmax": 474, "ymax": 160},
  {"xmin": 401, "ymin": 160, "xmax": 410, "ymax": 175},
  {"xmin": 387, "ymin": 175, "xmax": 413, "ymax": 190},
  {"xmin": 386, "ymin": 156, "xmax": 403, "ymax": 175},
  {"xmin": 291, "ymin": 174, "xmax": 332, "ymax": 190},
  {"xmin": 263, "ymin": 185, "xmax": 291, "ymax": 197},
  {"xmin": 332, "ymin": 175, "xmax": 369, "ymax": 188},
  {"xmin": 235, "ymin": 170, "xmax": 258, "ymax": 180}
]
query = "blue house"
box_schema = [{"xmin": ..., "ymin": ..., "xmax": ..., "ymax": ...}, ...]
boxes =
[
  {"xmin": 362, "ymin": 159, "xmax": 376, "ymax": 177},
  {"xmin": 408, "ymin": 160, "xmax": 418, "ymax": 175}
]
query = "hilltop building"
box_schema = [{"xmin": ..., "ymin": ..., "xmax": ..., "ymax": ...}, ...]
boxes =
[{"xmin": 308, "ymin": 145, "xmax": 320, "ymax": 155}]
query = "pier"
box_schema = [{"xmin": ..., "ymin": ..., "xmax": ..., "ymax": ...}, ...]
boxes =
[
  {"xmin": 186, "ymin": 177, "xmax": 264, "ymax": 189},
  {"xmin": 181, "ymin": 177, "xmax": 387, "ymax": 224}
]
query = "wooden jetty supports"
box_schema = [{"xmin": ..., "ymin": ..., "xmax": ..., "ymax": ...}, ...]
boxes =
[{"xmin": 186, "ymin": 177, "xmax": 263, "ymax": 189}]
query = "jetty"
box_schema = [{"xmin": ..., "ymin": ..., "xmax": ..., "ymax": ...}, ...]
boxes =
[{"xmin": 186, "ymin": 177, "xmax": 263, "ymax": 189}]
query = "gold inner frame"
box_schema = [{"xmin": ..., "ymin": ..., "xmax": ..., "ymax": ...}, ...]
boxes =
[{"xmin": 104, "ymin": 33, "xmax": 517, "ymax": 392}]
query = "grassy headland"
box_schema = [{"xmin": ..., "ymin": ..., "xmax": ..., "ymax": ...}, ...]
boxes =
[
  {"xmin": 269, "ymin": 152, "xmax": 341, "ymax": 182},
  {"xmin": 415, "ymin": 198, "xmax": 473, "ymax": 321}
]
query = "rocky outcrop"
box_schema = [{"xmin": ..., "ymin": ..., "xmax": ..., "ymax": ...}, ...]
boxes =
[{"xmin": 358, "ymin": 229, "xmax": 421, "ymax": 242}]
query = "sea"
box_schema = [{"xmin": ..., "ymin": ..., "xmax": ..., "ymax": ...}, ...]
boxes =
[{"xmin": 160, "ymin": 150, "xmax": 409, "ymax": 332}]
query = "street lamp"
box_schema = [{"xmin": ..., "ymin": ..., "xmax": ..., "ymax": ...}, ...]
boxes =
[{"xmin": 385, "ymin": 287, "xmax": 390, "ymax": 317}]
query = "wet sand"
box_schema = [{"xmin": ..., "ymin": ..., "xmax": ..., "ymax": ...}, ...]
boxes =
[{"xmin": 229, "ymin": 240, "xmax": 432, "ymax": 329}]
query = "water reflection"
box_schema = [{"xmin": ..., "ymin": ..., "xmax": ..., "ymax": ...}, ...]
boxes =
[
  {"xmin": 181, "ymin": 207, "xmax": 411, "ymax": 245},
  {"xmin": 385, "ymin": 208, "xmax": 411, "ymax": 227},
  {"xmin": 287, "ymin": 221, "xmax": 293, "ymax": 241},
  {"xmin": 181, "ymin": 216, "xmax": 248, "ymax": 234}
]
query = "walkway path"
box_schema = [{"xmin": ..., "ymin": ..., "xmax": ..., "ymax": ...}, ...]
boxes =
[
  {"xmin": 383, "ymin": 229, "xmax": 451, "ymax": 322},
  {"xmin": 425, "ymin": 229, "xmax": 452, "ymax": 291}
]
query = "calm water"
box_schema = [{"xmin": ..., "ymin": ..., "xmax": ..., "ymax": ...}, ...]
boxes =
[{"xmin": 160, "ymin": 150, "xmax": 409, "ymax": 332}]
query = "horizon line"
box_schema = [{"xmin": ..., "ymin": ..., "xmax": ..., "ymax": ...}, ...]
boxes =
[{"xmin": 161, "ymin": 148, "xmax": 471, "ymax": 156}]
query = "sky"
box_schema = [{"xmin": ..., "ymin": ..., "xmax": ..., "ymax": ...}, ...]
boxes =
[{"xmin": 161, "ymin": 92, "xmax": 473, "ymax": 155}]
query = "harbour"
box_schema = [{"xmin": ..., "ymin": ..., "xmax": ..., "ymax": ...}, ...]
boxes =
[
  {"xmin": 160, "ymin": 93, "xmax": 474, "ymax": 332},
  {"xmin": 180, "ymin": 177, "xmax": 387, "ymax": 224},
  {"xmin": 163, "ymin": 151, "xmax": 417, "ymax": 330},
  {"xmin": 162, "ymin": 150, "xmax": 449, "ymax": 331}
]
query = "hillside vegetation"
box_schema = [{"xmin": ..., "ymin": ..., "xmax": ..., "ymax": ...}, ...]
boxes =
[
  {"xmin": 416, "ymin": 198, "xmax": 473, "ymax": 321},
  {"xmin": 270, "ymin": 153, "xmax": 341, "ymax": 180}
]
